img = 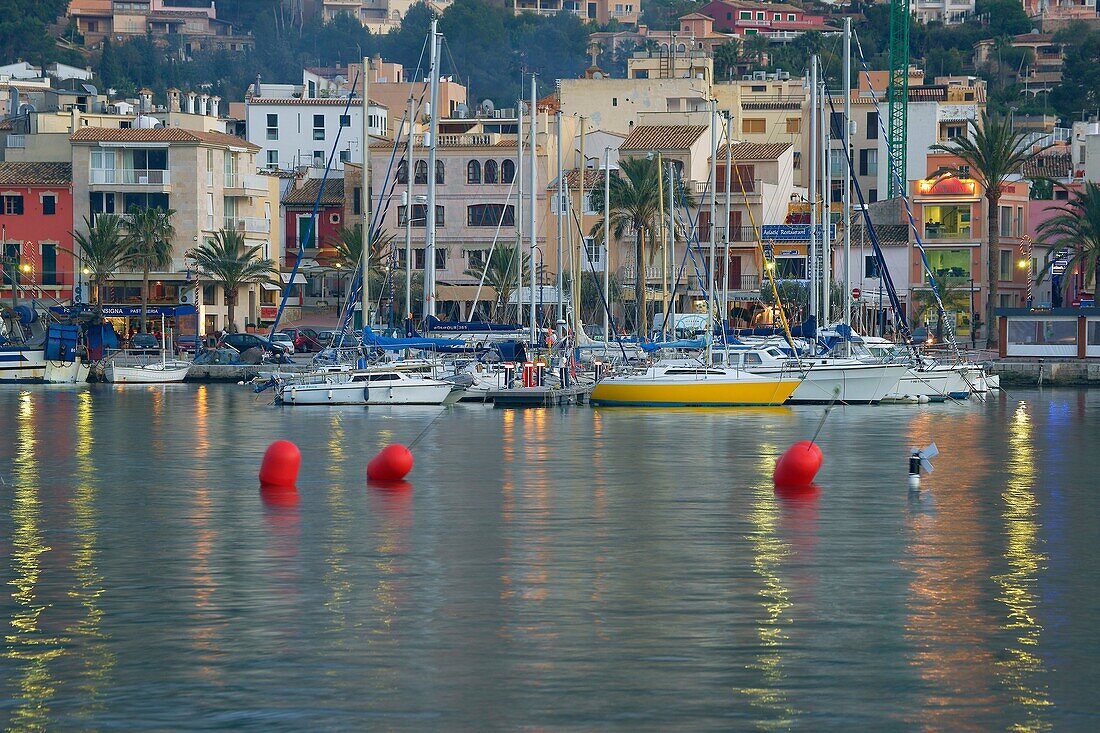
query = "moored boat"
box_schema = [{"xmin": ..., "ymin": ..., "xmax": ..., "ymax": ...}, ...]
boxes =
[
  {"xmin": 590, "ymin": 364, "xmax": 799, "ymax": 407},
  {"xmin": 275, "ymin": 368, "xmax": 460, "ymax": 405}
]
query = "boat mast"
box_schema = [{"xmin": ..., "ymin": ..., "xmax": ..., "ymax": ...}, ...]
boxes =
[
  {"xmin": 575, "ymin": 117, "xmax": 586, "ymax": 335},
  {"xmin": 667, "ymin": 157, "xmax": 675, "ymax": 341},
  {"xmin": 707, "ymin": 99, "xmax": 717, "ymax": 365},
  {"xmin": 361, "ymin": 54, "xmax": 371, "ymax": 330},
  {"xmin": 556, "ymin": 109, "xmax": 564, "ymax": 333},
  {"xmin": 723, "ymin": 115, "xmax": 732, "ymax": 359},
  {"xmin": 516, "ymin": 91, "xmax": 524, "ymax": 325},
  {"xmin": 821, "ymin": 74, "xmax": 831, "ymax": 326},
  {"xmin": 528, "ymin": 75, "xmax": 537, "ymax": 349},
  {"xmin": 809, "ymin": 56, "xmax": 818, "ymax": 321},
  {"xmin": 405, "ymin": 95, "xmax": 414, "ymax": 323},
  {"xmin": 843, "ymin": 17, "xmax": 853, "ymax": 352},
  {"xmin": 603, "ymin": 145, "xmax": 611, "ymax": 343},
  {"xmin": 424, "ymin": 18, "xmax": 441, "ymax": 322}
]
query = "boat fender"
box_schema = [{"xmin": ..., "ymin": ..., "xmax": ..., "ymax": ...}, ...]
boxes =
[{"xmin": 259, "ymin": 440, "xmax": 300, "ymax": 491}]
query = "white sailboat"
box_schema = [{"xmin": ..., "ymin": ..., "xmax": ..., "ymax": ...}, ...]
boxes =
[
  {"xmin": 105, "ymin": 316, "xmax": 190, "ymax": 383},
  {"xmin": 275, "ymin": 368, "xmax": 460, "ymax": 405}
]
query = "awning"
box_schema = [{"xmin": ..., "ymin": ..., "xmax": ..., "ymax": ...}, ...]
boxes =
[
  {"xmin": 507, "ymin": 285, "xmax": 565, "ymax": 304},
  {"xmin": 436, "ymin": 284, "xmax": 497, "ymax": 301},
  {"xmin": 260, "ymin": 281, "xmax": 281, "ymax": 291},
  {"xmin": 280, "ymin": 272, "xmax": 307, "ymax": 285}
]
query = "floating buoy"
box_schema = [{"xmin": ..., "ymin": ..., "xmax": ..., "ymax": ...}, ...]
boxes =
[
  {"xmin": 908, "ymin": 452, "xmax": 921, "ymax": 490},
  {"xmin": 260, "ymin": 484, "xmax": 300, "ymax": 507},
  {"xmin": 773, "ymin": 440, "xmax": 823, "ymax": 488},
  {"xmin": 259, "ymin": 439, "xmax": 301, "ymax": 489},
  {"xmin": 367, "ymin": 444, "xmax": 414, "ymax": 481}
]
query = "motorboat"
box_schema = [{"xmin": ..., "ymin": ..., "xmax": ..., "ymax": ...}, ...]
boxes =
[
  {"xmin": 1, "ymin": 306, "xmax": 89, "ymax": 383},
  {"xmin": 590, "ymin": 363, "xmax": 799, "ymax": 407},
  {"xmin": 275, "ymin": 368, "xmax": 461, "ymax": 405}
]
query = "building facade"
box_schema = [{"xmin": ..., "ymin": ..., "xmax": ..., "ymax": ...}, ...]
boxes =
[
  {"xmin": 67, "ymin": 0, "xmax": 254, "ymax": 55},
  {"xmin": 69, "ymin": 126, "xmax": 281, "ymax": 334},
  {"xmin": 0, "ymin": 162, "xmax": 75, "ymax": 303}
]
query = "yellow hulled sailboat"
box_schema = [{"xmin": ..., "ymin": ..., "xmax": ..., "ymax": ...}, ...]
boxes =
[{"xmin": 589, "ymin": 364, "xmax": 800, "ymax": 407}]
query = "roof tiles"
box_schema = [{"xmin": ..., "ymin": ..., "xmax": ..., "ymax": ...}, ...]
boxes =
[
  {"xmin": 0, "ymin": 162, "xmax": 72, "ymax": 187},
  {"xmin": 621, "ymin": 125, "xmax": 708, "ymax": 150},
  {"xmin": 70, "ymin": 127, "xmax": 260, "ymax": 151}
]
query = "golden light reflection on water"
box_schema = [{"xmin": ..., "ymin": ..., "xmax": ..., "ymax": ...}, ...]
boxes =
[
  {"xmin": 193, "ymin": 386, "xmax": 210, "ymax": 458},
  {"xmin": 994, "ymin": 403, "xmax": 1052, "ymax": 732},
  {"xmin": 736, "ymin": 444, "xmax": 799, "ymax": 729},
  {"xmin": 66, "ymin": 390, "xmax": 116, "ymax": 719},
  {"xmin": 324, "ymin": 414, "xmax": 351, "ymax": 637},
  {"xmin": 6, "ymin": 392, "xmax": 64, "ymax": 733}
]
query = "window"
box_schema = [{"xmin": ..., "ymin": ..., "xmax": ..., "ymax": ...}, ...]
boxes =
[
  {"xmin": 612, "ymin": 98, "xmax": 617, "ymax": 107},
  {"xmin": 750, "ymin": 85, "xmax": 766, "ymax": 93},
  {"xmin": 41, "ymin": 244, "xmax": 57, "ymax": 285},
  {"xmin": 297, "ymin": 215, "xmax": 316, "ymax": 249},
  {"xmin": 484, "ymin": 159, "xmax": 498, "ymax": 184},
  {"xmin": 945, "ymin": 125, "xmax": 964, "ymax": 140},
  {"xmin": 435, "ymin": 160, "xmax": 444, "ymax": 184},
  {"xmin": 829, "ymin": 148, "xmax": 846, "ymax": 177},
  {"xmin": 999, "ymin": 206, "xmax": 1012, "ymax": 237},
  {"xmin": 859, "ymin": 148, "xmax": 878, "ymax": 176},
  {"xmin": 353, "ymin": 187, "xmax": 362, "ymax": 216},
  {"xmin": 266, "ymin": 150, "xmax": 278, "ymax": 167},
  {"xmin": 467, "ymin": 160, "xmax": 481, "ymax": 184},
  {"xmin": 466, "ymin": 249, "xmax": 486, "ymax": 271},
  {"xmin": 414, "ymin": 160, "xmax": 427, "ymax": 184},
  {"xmin": 787, "ymin": 13, "xmax": 796, "ymax": 20},
  {"xmin": 313, "ymin": 114, "xmax": 325, "ymax": 140},
  {"xmin": 468, "ymin": 204, "xmax": 515, "ymax": 227},
  {"xmin": 775, "ymin": 257, "xmax": 806, "ymax": 279},
  {"xmin": 339, "ymin": 114, "xmax": 351, "ymax": 127},
  {"xmin": 397, "ymin": 159, "xmax": 408, "ymax": 184},
  {"xmin": 339, "ymin": 150, "xmax": 350, "ymax": 163},
  {"xmin": 829, "ymin": 111, "xmax": 845, "ymax": 139},
  {"xmin": 434, "ymin": 248, "xmax": 446, "ymax": 269},
  {"xmin": 4, "ymin": 243, "xmax": 20, "ymax": 284},
  {"xmin": 868, "ymin": 188, "xmax": 878, "ymax": 203},
  {"xmin": 756, "ymin": 11, "xmax": 765, "ymax": 19},
  {"xmin": 999, "ymin": 249, "xmax": 1013, "ymax": 280},
  {"xmin": 864, "ymin": 254, "xmax": 881, "ymax": 279},
  {"xmin": 501, "ymin": 159, "xmax": 516, "ymax": 183},
  {"xmin": 2, "ymin": 195, "xmax": 24, "ymax": 215},
  {"xmin": 1016, "ymin": 206, "xmax": 1024, "ymax": 236},
  {"xmin": 742, "ymin": 118, "xmax": 765, "ymax": 134},
  {"xmin": 90, "ymin": 192, "xmax": 115, "ymax": 216},
  {"xmin": 926, "ymin": 248, "xmax": 972, "ymax": 282},
  {"xmin": 866, "ymin": 111, "xmax": 878, "ymax": 139},
  {"xmin": 739, "ymin": 11, "xmax": 750, "ymax": 19},
  {"xmin": 266, "ymin": 113, "xmax": 278, "ymax": 140},
  {"xmin": 773, "ymin": 13, "xmax": 780, "ymax": 20},
  {"xmin": 785, "ymin": 117, "xmax": 800, "ymax": 134},
  {"xmin": 398, "ymin": 204, "xmax": 444, "ymax": 227},
  {"xmin": 41, "ymin": 194, "xmax": 56, "ymax": 215},
  {"xmin": 413, "ymin": 248, "xmax": 425, "ymax": 269},
  {"xmin": 923, "ymin": 205, "xmax": 971, "ymax": 239},
  {"xmin": 312, "ymin": 150, "xmax": 324, "ymax": 166}
]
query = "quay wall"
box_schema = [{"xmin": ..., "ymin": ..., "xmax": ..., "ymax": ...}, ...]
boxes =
[{"xmin": 988, "ymin": 359, "xmax": 1100, "ymax": 387}]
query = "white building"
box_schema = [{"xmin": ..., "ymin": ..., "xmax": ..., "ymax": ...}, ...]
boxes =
[
  {"xmin": 245, "ymin": 83, "xmax": 388, "ymax": 171},
  {"xmin": 911, "ymin": 0, "xmax": 974, "ymax": 24}
]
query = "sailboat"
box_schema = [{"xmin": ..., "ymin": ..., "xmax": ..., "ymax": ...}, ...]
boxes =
[{"xmin": 105, "ymin": 314, "xmax": 190, "ymax": 383}]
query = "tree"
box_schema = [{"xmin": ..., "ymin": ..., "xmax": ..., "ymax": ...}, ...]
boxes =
[
  {"xmin": 930, "ymin": 112, "xmax": 1048, "ymax": 347},
  {"xmin": 1036, "ymin": 182, "xmax": 1100, "ymax": 303},
  {"xmin": 123, "ymin": 206, "xmax": 175, "ymax": 333},
  {"xmin": 327, "ymin": 222, "xmax": 394, "ymax": 277},
  {"xmin": 464, "ymin": 245, "xmax": 529, "ymax": 322},
  {"xmin": 713, "ymin": 41, "xmax": 741, "ymax": 82},
  {"xmin": 187, "ymin": 228, "xmax": 277, "ymax": 332},
  {"xmin": 910, "ymin": 271, "xmax": 971, "ymax": 343},
  {"xmin": 69, "ymin": 214, "xmax": 129, "ymax": 304},
  {"xmin": 579, "ymin": 271, "xmax": 623, "ymax": 326}
]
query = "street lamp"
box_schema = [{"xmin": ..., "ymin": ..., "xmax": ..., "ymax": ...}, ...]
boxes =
[{"xmin": 334, "ymin": 261, "xmax": 345, "ymax": 315}]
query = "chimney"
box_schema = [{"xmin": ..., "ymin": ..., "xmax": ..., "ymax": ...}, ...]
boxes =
[
  {"xmin": 186, "ymin": 91, "xmax": 197, "ymax": 114},
  {"xmin": 210, "ymin": 95, "xmax": 220, "ymax": 118},
  {"xmin": 167, "ymin": 87, "xmax": 181, "ymax": 113},
  {"xmin": 138, "ymin": 87, "xmax": 153, "ymax": 114},
  {"xmin": 198, "ymin": 93, "xmax": 209, "ymax": 116}
]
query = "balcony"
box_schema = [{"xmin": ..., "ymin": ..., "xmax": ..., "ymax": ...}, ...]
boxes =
[
  {"xmin": 224, "ymin": 173, "xmax": 268, "ymax": 195},
  {"xmin": 699, "ymin": 179, "xmax": 761, "ymax": 195},
  {"xmin": 6, "ymin": 134, "xmax": 25, "ymax": 148},
  {"xmin": 224, "ymin": 216, "xmax": 271, "ymax": 235},
  {"xmin": 90, "ymin": 168, "xmax": 171, "ymax": 186},
  {"xmin": 740, "ymin": 95, "xmax": 803, "ymax": 110}
]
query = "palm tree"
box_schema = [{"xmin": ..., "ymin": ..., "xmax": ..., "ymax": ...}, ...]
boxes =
[
  {"xmin": 930, "ymin": 112, "xmax": 1049, "ymax": 347},
  {"xmin": 187, "ymin": 228, "xmax": 277, "ymax": 332},
  {"xmin": 1036, "ymin": 182, "xmax": 1100, "ymax": 304},
  {"xmin": 326, "ymin": 223, "xmax": 396, "ymax": 276},
  {"xmin": 69, "ymin": 214, "xmax": 128, "ymax": 304},
  {"xmin": 464, "ymin": 245, "xmax": 529, "ymax": 322},
  {"xmin": 910, "ymin": 271, "xmax": 971, "ymax": 343},
  {"xmin": 123, "ymin": 205, "xmax": 175, "ymax": 333},
  {"xmin": 589, "ymin": 158, "xmax": 677, "ymax": 338}
]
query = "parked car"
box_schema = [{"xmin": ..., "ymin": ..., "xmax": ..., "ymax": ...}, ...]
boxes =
[
  {"xmin": 280, "ymin": 327, "xmax": 323, "ymax": 352},
  {"xmin": 270, "ymin": 332, "xmax": 296, "ymax": 354},
  {"xmin": 176, "ymin": 335, "xmax": 200, "ymax": 355},
  {"xmin": 129, "ymin": 333, "xmax": 160, "ymax": 351},
  {"xmin": 220, "ymin": 332, "xmax": 289, "ymax": 356},
  {"xmin": 317, "ymin": 329, "xmax": 360, "ymax": 347}
]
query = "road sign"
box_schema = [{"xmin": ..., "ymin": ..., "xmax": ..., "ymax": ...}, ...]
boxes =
[{"xmin": 851, "ymin": 287, "xmax": 861, "ymax": 300}]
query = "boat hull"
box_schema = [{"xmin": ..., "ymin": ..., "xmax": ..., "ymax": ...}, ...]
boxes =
[
  {"xmin": 747, "ymin": 362, "xmax": 908, "ymax": 404},
  {"xmin": 279, "ymin": 381, "xmax": 456, "ymax": 405},
  {"xmin": 106, "ymin": 363, "xmax": 191, "ymax": 383},
  {"xmin": 1, "ymin": 348, "xmax": 88, "ymax": 383},
  {"xmin": 894, "ymin": 365, "xmax": 972, "ymax": 400},
  {"xmin": 590, "ymin": 376, "xmax": 798, "ymax": 407}
]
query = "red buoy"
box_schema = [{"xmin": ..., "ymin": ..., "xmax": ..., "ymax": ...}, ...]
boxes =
[
  {"xmin": 259, "ymin": 440, "xmax": 301, "ymax": 489},
  {"xmin": 773, "ymin": 440, "xmax": 823, "ymax": 488},
  {"xmin": 367, "ymin": 444, "xmax": 414, "ymax": 481}
]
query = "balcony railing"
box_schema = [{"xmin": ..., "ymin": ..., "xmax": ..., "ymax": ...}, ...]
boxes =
[
  {"xmin": 225, "ymin": 216, "xmax": 271, "ymax": 234},
  {"xmin": 698, "ymin": 178, "xmax": 761, "ymax": 195},
  {"xmin": 6, "ymin": 134, "xmax": 25, "ymax": 148},
  {"xmin": 224, "ymin": 173, "xmax": 268, "ymax": 191},
  {"xmin": 90, "ymin": 168, "xmax": 171, "ymax": 185},
  {"xmin": 923, "ymin": 226, "xmax": 972, "ymax": 240}
]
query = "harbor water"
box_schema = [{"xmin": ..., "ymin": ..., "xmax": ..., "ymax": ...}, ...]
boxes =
[{"xmin": 1, "ymin": 384, "xmax": 1098, "ymax": 730}]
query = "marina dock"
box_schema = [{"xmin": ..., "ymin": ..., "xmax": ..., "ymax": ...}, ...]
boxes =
[{"xmin": 487, "ymin": 384, "xmax": 593, "ymax": 408}]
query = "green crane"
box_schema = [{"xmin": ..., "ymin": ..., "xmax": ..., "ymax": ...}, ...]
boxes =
[{"xmin": 887, "ymin": 0, "xmax": 910, "ymax": 198}]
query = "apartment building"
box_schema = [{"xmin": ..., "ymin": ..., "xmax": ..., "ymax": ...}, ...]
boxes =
[
  {"xmin": 322, "ymin": 0, "xmax": 454, "ymax": 33},
  {"xmin": 974, "ymin": 33, "xmax": 1064, "ymax": 95},
  {"xmin": 69, "ymin": 126, "xmax": 281, "ymax": 333},
  {"xmin": 0, "ymin": 162, "xmax": 75, "ymax": 303},
  {"xmin": 509, "ymin": 0, "xmax": 639, "ymax": 26},
  {"xmin": 67, "ymin": 0, "xmax": 254, "ymax": 55},
  {"xmin": 911, "ymin": 0, "xmax": 974, "ymax": 24},
  {"xmin": 698, "ymin": 0, "xmax": 834, "ymax": 41}
]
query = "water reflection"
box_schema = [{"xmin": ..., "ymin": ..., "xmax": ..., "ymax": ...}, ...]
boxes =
[
  {"xmin": 737, "ymin": 445, "xmax": 799, "ymax": 729},
  {"xmin": 994, "ymin": 403, "xmax": 1052, "ymax": 731},
  {"xmin": 6, "ymin": 392, "xmax": 63, "ymax": 733}
]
